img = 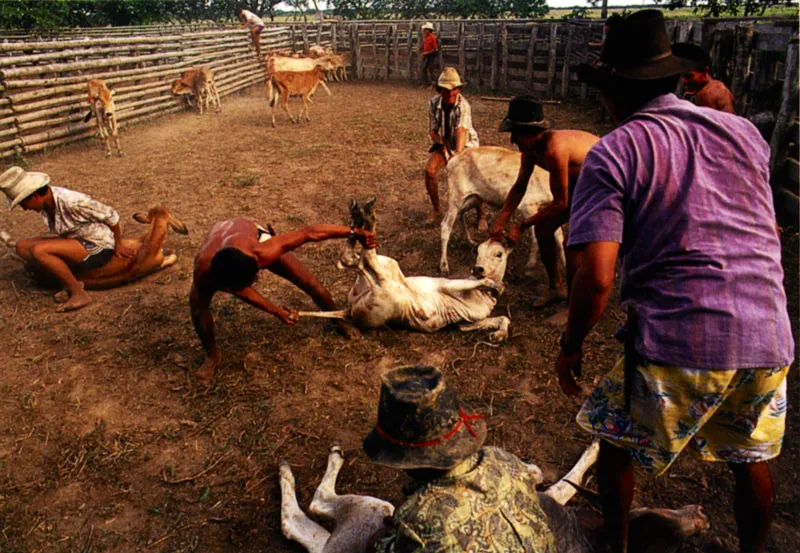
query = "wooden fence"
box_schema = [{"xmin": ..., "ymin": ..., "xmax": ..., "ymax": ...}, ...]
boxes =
[{"xmin": 0, "ymin": 23, "xmax": 338, "ymax": 159}]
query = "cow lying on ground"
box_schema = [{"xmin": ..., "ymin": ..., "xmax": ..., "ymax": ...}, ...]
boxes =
[
  {"xmin": 170, "ymin": 67, "xmax": 221, "ymax": 114},
  {"xmin": 1, "ymin": 206, "xmax": 187, "ymax": 290},
  {"xmin": 267, "ymin": 66, "xmax": 328, "ymax": 128},
  {"xmin": 267, "ymin": 54, "xmax": 333, "ymax": 96},
  {"xmin": 280, "ymin": 442, "xmax": 710, "ymax": 553},
  {"xmin": 83, "ymin": 78, "xmax": 122, "ymax": 157},
  {"xmin": 301, "ymin": 197, "xmax": 511, "ymax": 343},
  {"xmin": 440, "ymin": 146, "xmax": 565, "ymax": 276}
]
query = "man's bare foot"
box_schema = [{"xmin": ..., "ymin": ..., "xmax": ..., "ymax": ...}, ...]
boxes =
[
  {"xmin": 56, "ymin": 288, "xmax": 91, "ymax": 312},
  {"xmin": 531, "ymin": 288, "xmax": 567, "ymax": 309},
  {"xmin": 335, "ymin": 319, "xmax": 361, "ymax": 340},
  {"xmin": 54, "ymin": 289, "xmax": 69, "ymax": 303},
  {"xmin": 196, "ymin": 357, "xmax": 219, "ymax": 387}
]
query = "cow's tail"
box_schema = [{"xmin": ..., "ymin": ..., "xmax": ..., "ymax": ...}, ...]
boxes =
[
  {"xmin": 83, "ymin": 110, "xmax": 93, "ymax": 122},
  {"xmin": 267, "ymin": 77, "xmax": 278, "ymax": 107}
]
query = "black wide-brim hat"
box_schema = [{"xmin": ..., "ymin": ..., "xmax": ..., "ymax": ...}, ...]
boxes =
[
  {"xmin": 577, "ymin": 9, "xmax": 696, "ymax": 90},
  {"xmin": 498, "ymin": 95, "xmax": 553, "ymax": 132},
  {"xmin": 363, "ymin": 365, "xmax": 487, "ymax": 470}
]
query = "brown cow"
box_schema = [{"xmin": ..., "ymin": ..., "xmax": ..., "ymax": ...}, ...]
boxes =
[
  {"xmin": 267, "ymin": 66, "xmax": 327, "ymax": 127},
  {"xmin": 83, "ymin": 78, "xmax": 122, "ymax": 157},
  {"xmin": 171, "ymin": 67, "xmax": 221, "ymax": 115}
]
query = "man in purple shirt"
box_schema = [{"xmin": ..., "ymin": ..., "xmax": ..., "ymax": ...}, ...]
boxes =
[{"xmin": 559, "ymin": 10, "xmax": 793, "ymax": 553}]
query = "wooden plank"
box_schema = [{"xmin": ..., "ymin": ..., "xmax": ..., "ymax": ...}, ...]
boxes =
[
  {"xmin": 477, "ymin": 23, "xmax": 485, "ymax": 88},
  {"xmin": 731, "ymin": 22, "xmax": 755, "ymax": 113},
  {"xmin": 525, "ymin": 24, "xmax": 538, "ymax": 90},
  {"xmin": 546, "ymin": 23, "xmax": 558, "ymax": 100},
  {"xmin": 385, "ymin": 25, "xmax": 392, "ymax": 79},
  {"xmin": 408, "ymin": 24, "xmax": 416, "ymax": 83},
  {"xmin": 302, "ymin": 24, "xmax": 310, "ymax": 53},
  {"xmin": 501, "ymin": 23, "xmax": 509, "ymax": 91},
  {"xmin": 458, "ymin": 23, "xmax": 466, "ymax": 78},
  {"xmin": 769, "ymin": 38, "xmax": 799, "ymax": 177},
  {"xmin": 490, "ymin": 24, "xmax": 500, "ymax": 91},
  {"xmin": 437, "ymin": 23, "xmax": 444, "ymax": 74},
  {"xmin": 561, "ymin": 24, "xmax": 574, "ymax": 99}
]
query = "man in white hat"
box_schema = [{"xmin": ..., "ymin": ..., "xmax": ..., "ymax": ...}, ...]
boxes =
[
  {"xmin": 419, "ymin": 23, "xmax": 438, "ymax": 87},
  {"xmin": 425, "ymin": 67, "xmax": 482, "ymax": 224},
  {"xmin": 0, "ymin": 166, "xmax": 134, "ymax": 312}
]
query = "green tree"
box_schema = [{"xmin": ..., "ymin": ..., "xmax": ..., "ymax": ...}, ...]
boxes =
[{"xmin": 654, "ymin": 0, "xmax": 791, "ymax": 16}]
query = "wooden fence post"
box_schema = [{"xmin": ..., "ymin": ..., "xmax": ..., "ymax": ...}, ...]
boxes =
[
  {"xmin": 546, "ymin": 23, "xmax": 558, "ymax": 100},
  {"xmin": 769, "ymin": 37, "xmax": 799, "ymax": 176},
  {"xmin": 490, "ymin": 23, "xmax": 500, "ymax": 91},
  {"xmin": 291, "ymin": 25, "xmax": 296, "ymax": 53},
  {"xmin": 408, "ymin": 24, "xmax": 416, "ymax": 83},
  {"xmin": 371, "ymin": 24, "xmax": 378, "ymax": 80},
  {"xmin": 457, "ymin": 23, "xmax": 466, "ymax": 79},
  {"xmin": 393, "ymin": 23, "xmax": 400, "ymax": 78},
  {"xmin": 501, "ymin": 23, "xmax": 509, "ymax": 91},
  {"xmin": 331, "ymin": 23, "xmax": 337, "ymax": 52},
  {"xmin": 561, "ymin": 23, "xmax": 574, "ymax": 99},
  {"xmin": 477, "ymin": 23, "xmax": 485, "ymax": 88},
  {"xmin": 384, "ymin": 25, "xmax": 392, "ymax": 79},
  {"xmin": 316, "ymin": 24, "xmax": 322, "ymax": 45},
  {"xmin": 437, "ymin": 23, "xmax": 444, "ymax": 73},
  {"xmin": 302, "ymin": 23, "xmax": 309, "ymax": 53},
  {"xmin": 731, "ymin": 22, "xmax": 754, "ymax": 113},
  {"xmin": 526, "ymin": 24, "xmax": 538, "ymax": 91}
]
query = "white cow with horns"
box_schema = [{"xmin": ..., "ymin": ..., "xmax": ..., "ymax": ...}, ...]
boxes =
[{"xmin": 299, "ymin": 197, "xmax": 512, "ymax": 343}]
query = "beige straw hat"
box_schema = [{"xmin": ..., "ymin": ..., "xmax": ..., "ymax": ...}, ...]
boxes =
[
  {"xmin": 0, "ymin": 166, "xmax": 50, "ymax": 210},
  {"xmin": 437, "ymin": 67, "xmax": 467, "ymax": 90},
  {"xmin": 421, "ymin": 22, "xmax": 434, "ymax": 31}
]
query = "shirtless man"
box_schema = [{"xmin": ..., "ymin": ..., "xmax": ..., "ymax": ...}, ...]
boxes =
[
  {"xmin": 489, "ymin": 96, "xmax": 599, "ymax": 306},
  {"xmin": 190, "ymin": 219, "xmax": 375, "ymax": 383},
  {"xmin": 672, "ymin": 42, "xmax": 735, "ymax": 114}
]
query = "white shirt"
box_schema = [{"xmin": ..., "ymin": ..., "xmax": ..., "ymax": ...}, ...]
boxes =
[
  {"xmin": 41, "ymin": 186, "xmax": 119, "ymax": 253},
  {"xmin": 241, "ymin": 10, "xmax": 264, "ymax": 28}
]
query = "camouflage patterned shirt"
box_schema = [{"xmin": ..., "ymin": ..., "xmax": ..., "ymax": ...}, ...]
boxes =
[{"xmin": 376, "ymin": 447, "xmax": 556, "ymax": 553}]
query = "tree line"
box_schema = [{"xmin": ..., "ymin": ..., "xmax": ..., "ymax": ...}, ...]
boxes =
[{"xmin": 0, "ymin": 0, "xmax": 791, "ymax": 29}]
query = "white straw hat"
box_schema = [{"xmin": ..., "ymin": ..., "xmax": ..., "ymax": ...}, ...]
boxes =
[
  {"xmin": 437, "ymin": 67, "xmax": 467, "ymax": 90},
  {"xmin": 421, "ymin": 22, "xmax": 434, "ymax": 31},
  {"xmin": 0, "ymin": 166, "xmax": 50, "ymax": 210}
]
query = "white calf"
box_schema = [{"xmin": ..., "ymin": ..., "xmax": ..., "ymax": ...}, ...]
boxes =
[
  {"xmin": 440, "ymin": 145, "xmax": 565, "ymax": 276},
  {"xmin": 311, "ymin": 198, "xmax": 512, "ymax": 343},
  {"xmin": 280, "ymin": 441, "xmax": 710, "ymax": 553}
]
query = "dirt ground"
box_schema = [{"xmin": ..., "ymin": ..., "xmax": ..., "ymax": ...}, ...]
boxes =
[{"xmin": 0, "ymin": 81, "xmax": 796, "ymax": 553}]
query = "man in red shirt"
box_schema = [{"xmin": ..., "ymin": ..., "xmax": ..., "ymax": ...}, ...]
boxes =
[{"xmin": 420, "ymin": 23, "xmax": 439, "ymax": 87}]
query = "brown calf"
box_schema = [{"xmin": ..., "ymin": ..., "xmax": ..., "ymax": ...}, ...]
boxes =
[
  {"xmin": 170, "ymin": 67, "xmax": 221, "ymax": 115},
  {"xmin": 79, "ymin": 206, "xmax": 188, "ymax": 289},
  {"xmin": 267, "ymin": 66, "xmax": 327, "ymax": 128},
  {"xmin": 83, "ymin": 78, "xmax": 122, "ymax": 157}
]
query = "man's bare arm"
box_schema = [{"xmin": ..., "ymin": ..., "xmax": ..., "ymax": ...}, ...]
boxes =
[
  {"xmin": 517, "ymin": 150, "xmax": 570, "ymax": 230},
  {"xmin": 257, "ymin": 225, "xmax": 373, "ymax": 264},
  {"xmin": 232, "ymin": 286, "xmax": 298, "ymax": 324},
  {"xmin": 454, "ymin": 127, "xmax": 467, "ymax": 154},
  {"xmin": 490, "ymin": 152, "xmax": 536, "ymax": 237}
]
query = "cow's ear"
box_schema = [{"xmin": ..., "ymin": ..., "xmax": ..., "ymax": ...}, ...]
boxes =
[{"xmin": 132, "ymin": 212, "xmax": 150, "ymax": 224}]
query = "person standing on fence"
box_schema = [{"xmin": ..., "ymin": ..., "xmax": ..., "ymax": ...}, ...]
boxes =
[
  {"xmin": 489, "ymin": 96, "xmax": 600, "ymax": 308},
  {"xmin": 558, "ymin": 10, "xmax": 792, "ymax": 553},
  {"xmin": 425, "ymin": 67, "xmax": 482, "ymax": 225},
  {"xmin": 419, "ymin": 23, "xmax": 439, "ymax": 87},
  {"xmin": 238, "ymin": 8, "xmax": 265, "ymax": 58},
  {"xmin": 672, "ymin": 42, "xmax": 736, "ymax": 114}
]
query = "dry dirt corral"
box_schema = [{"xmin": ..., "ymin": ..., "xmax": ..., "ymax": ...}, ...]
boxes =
[{"xmin": 0, "ymin": 81, "xmax": 796, "ymax": 553}]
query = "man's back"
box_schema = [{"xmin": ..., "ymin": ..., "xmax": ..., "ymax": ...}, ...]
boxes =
[
  {"xmin": 690, "ymin": 78, "xmax": 735, "ymax": 113},
  {"xmin": 569, "ymin": 93, "xmax": 793, "ymax": 369}
]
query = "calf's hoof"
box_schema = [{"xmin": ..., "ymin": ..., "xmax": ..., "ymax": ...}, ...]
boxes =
[
  {"xmin": 439, "ymin": 262, "xmax": 450, "ymax": 275},
  {"xmin": 330, "ymin": 443, "xmax": 343, "ymax": 457},
  {"xmin": 490, "ymin": 329, "xmax": 508, "ymax": 343}
]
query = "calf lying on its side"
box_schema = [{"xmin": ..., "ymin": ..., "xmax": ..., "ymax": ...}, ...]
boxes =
[
  {"xmin": 280, "ymin": 442, "xmax": 710, "ymax": 553},
  {"xmin": 302, "ymin": 197, "xmax": 511, "ymax": 343},
  {"xmin": 83, "ymin": 78, "xmax": 122, "ymax": 157},
  {"xmin": 441, "ymin": 145, "xmax": 565, "ymax": 276}
]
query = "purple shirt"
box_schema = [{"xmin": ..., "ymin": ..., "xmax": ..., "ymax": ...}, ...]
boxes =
[{"xmin": 569, "ymin": 94, "xmax": 794, "ymax": 370}]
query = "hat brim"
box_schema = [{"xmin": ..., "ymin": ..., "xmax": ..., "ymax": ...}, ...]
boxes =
[
  {"xmin": 577, "ymin": 55, "xmax": 696, "ymax": 90},
  {"xmin": 7, "ymin": 172, "xmax": 49, "ymax": 210},
  {"xmin": 436, "ymin": 82, "xmax": 467, "ymax": 91},
  {"xmin": 363, "ymin": 406, "xmax": 487, "ymax": 470},
  {"xmin": 498, "ymin": 117, "xmax": 552, "ymax": 133}
]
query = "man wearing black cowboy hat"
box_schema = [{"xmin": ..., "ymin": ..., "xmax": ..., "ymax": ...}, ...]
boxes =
[
  {"xmin": 489, "ymin": 96, "xmax": 599, "ymax": 307},
  {"xmin": 557, "ymin": 9, "xmax": 792, "ymax": 553},
  {"xmin": 365, "ymin": 365, "xmax": 556, "ymax": 552}
]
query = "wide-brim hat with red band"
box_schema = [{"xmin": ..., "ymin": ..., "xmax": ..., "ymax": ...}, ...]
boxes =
[
  {"xmin": 363, "ymin": 365, "xmax": 486, "ymax": 470},
  {"xmin": 576, "ymin": 9, "xmax": 696, "ymax": 90}
]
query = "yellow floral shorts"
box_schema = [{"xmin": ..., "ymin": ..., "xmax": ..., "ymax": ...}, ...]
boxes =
[{"xmin": 576, "ymin": 357, "xmax": 789, "ymax": 476}]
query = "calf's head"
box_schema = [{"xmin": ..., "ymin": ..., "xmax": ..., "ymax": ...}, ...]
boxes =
[{"xmin": 471, "ymin": 239, "xmax": 512, "ymax": 283}]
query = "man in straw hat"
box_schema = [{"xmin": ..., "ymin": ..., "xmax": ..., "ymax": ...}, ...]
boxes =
[
  {"xmin": 364, "ymin": 365, "xmax": 557, "ymax": 552},
  {"xmin": 556, "ymin": 10, "xmax": 792, "ymax": 553},
  {"xmin": 489, "ymin": 96, "xmax": 599, "ymax": 308},
  {"xmin": 0, "ymin": 166, "xmax": 134, "ymax": 312},
  {"xmin": 671, "ymin": 42, "xmax": 736, "ymax": 114},
  {"xmin": 425, "ymin": 67, "xmax": 483, "ymax": 225},
  {"xmin": 419, "ymin": 22, "xmax": 439, "ymax": 87}
]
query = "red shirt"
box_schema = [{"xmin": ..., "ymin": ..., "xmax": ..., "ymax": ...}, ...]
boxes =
[{"xmin": 423, "ymin": 33, "xmax": 438, "ymax": 55}]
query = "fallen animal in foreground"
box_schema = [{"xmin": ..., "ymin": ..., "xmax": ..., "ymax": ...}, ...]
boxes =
[
  {"xmin": 441, "ymin": 145, "xmax": 565, "ymax": 275},
  {"xmin": 170, "ymin": 67, "xmax": 221, "ymax": 114},
  {"xmin": 84, "ymin": 78, "xmax": 122, "ymax": 157},
  {"xmin": 2, "ymin": 206, "xmax": 187, "ymax": 289},
  {"xmin": 300, "ymin": 197, "xmax": 511, "ymax": 343},
  {"xmin": 280, "ymin": 442, "xmax": 710, "ymax": 553}
]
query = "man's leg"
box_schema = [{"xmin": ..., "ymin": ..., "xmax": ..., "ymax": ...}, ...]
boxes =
[
  {"xmin": 27, "ymin": 238, "xmax": 92, "ymax": 311},
  {"xmin": 252, "ymin": 26, "xmax": 263, "ymax": 57},
  {"xmin": 597, "ymin": 440, "xmax": 634, "ymax": 553},
  {"xmin": 729, "ymin": 461, "xmax": 773, "ymax": 553},
  {"xmin": 424, "ymin": 151, "xmax": 447, "ymax": 220},
  {"xmin": 268, "ymin": 253, "xmax": 361, "ymax": 339},
  {"xmin": 189, "ymin": 283, "xmax": 220, "ymax": 383}
]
